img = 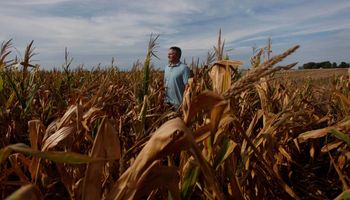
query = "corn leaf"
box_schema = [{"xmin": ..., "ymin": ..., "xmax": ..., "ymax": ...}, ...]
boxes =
[
  {"xmin": 134, "ymin": 161, "xmax": 180, "ymax": 200},
  {"xmin": 213, "ymin": 138, "xmax": 237, "ymax": 169},
  {"xmin": 330, "ymin": 129, "xmax": 350, "ymax": 148},
  {"xmin": 5, "ymin": 184, "xmax": 41, "ymax": 200},
  {"xmin": 181, "ymin": 163, "xmax": 200, "ymax": 200},
  {"xmin": 82, "ymin": 117, "xmax": 121, "ymax": 200},
  {"xmin": 183, "ymin": 91, "xmax": 224, "ymax": 125},
  {"xmin": 335, "ymin": 189, "xmax": 350, "ymax": 200},
  {"xmin": 0, "ymin": 146, "xmax": 12, "ymax": 164},
  {"xmin": 3, "ymin": 143, "xmax": 103, "ymax": 164},
  {"xmin": 0, "ymin": 74, "xmax": 3, "ymax": 91},
  {"xmin": 42, "ymin": 126, "xmax": 76, "ymax": 151}
]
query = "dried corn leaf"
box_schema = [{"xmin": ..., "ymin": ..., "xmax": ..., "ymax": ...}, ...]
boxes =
[
  {"xmin": 210, "ymin": 100, "xmax": 228, "ymax": 135},
  {"xmin": 321, "ymin": 141, "xmax": 343, "ymax": 153},
  {"xmin": 210, "ymin": 64, "xmax": 230, "ymax": 93},
  {"xmin": 28, "ymin": 120, "xmax": 45, "ymax": 150},
  {"xmin": 105, "ymin": 117, "xmax": 193, "ymax": 200},
  {"xmin": 106, "ymin": 117, "xmax": 224, "ymax": 199},
  {"xmin": 0, "ymin": 146, "xmax": 11, "ymax": 164},
  {"xmin": 298, "ymin": 119, "xmax": 350, "ymax": 143},
  {"xmin": 5, "ymin": 184, "xmax": 41, "ymax": 200},
  {"xmin": 28, "ymin": 120, "xmax": 45, "ymax": 182},
  {"xmin": 298, "ymin": 128, "xmax": 330, "ymax": 143},
  {"xmin": 56, "ymin": 105, "xmax": 78, "ymax": 129},
  {"xmin": 3, "ymin": 143, "xmax": 103, "ymax": 164},
  {"xmin": 183, "ymin": 91, "xmax": 224, "ymax": 125},
  {"xmin": 42, "ymin": 126, "xmax": 76, "ymax": 151},
  {"xmin": 82, "ymin": 117, "xmax": 121, "ymax": 200},
  {"xmin": 278, "ymin": 146, "xmax": 293, "ymax": 162},
  {"xmin": 81, "ymin": 107, "xmax": 103, "ymax": 131},
  {"xmin": 226, "ymin": 153, "xmax": 244, "ymax": 200},
  {"xmin": 8, "ymin": 154, "xmax": 31, "ymax": 184},
  {"xmin": 134, "ymin": 161, "xmax": 180, "ymax": 200},
  {"xmin": 194, "ymin": 124, "xmax": 211, "ymax": 143}
]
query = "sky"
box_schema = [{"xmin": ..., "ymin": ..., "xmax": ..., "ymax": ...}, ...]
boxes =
[{"xmin": 1, "ymin": 0, "xmax": 350, "ymax": 70}]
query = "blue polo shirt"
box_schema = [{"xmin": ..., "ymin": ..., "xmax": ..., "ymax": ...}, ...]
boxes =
[{"xmin": 164, "ymin": 62, "xmax": 190, "ymax": 107}]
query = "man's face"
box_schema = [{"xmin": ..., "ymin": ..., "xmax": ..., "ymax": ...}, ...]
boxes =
[{"xmin": 168, "ymin": 49, "xmax": 179, "ymax": 64}]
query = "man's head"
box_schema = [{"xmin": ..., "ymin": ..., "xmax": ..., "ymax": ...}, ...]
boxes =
[{"xmin": 168, "ymin": 46, "xmax": 182, "ymax": 65}]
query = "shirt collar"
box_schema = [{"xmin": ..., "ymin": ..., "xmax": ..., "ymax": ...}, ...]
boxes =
[{"xmin": 169, "ymin": 61, "xmax": 181, "ymax": 67}]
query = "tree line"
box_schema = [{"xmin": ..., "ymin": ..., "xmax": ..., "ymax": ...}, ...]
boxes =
[{"xmin": 299, "ymin": 61, "xmax": 350, "ymax": 69}]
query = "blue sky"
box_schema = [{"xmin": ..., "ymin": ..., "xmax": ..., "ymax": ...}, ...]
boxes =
[{"xmin": 1, "ymin": 0, "xmax": 349, "ymax": 70}]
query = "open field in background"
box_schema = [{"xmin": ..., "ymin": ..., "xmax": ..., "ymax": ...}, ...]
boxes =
[
  {"xmin": 1, "ymin": 36, "xmax": 350, "ymax": 200},
  {"xmin": 275, "ymin": 68, "xmax": 349, "ymax": 80}
]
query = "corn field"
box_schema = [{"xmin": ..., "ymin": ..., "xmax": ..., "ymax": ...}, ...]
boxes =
[{"xmin": 1, "ymin": 34, "xmax": 350, "ymax": 200}]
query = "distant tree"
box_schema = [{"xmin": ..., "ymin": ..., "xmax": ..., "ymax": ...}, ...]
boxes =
[
  {"xmin": 301, "ymin": 61, "xmax": 350, "ymax": 69},
  {"xmin": 315, "ymin": 63, "xmax": 322, "ymax": 69},
  {"xmin": 332, "ymin": 62, "xmax": 337, "ymax": 68},
  {"xmin": 303, "ymin": 62, "xmax": 316, "ymax": 69},
  {"xmin": 339, "ymin": 62, "xmax": 349, "ymax": 68},
  {"xmin": 320, "ymin": 61, "xmax": 332, "ymax": 68}
]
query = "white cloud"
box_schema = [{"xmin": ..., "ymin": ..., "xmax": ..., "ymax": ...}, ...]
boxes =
[
  {"xmin": 0, "ymin": 0, "xmax": 349, "ymax": 69},
  {"xmin": 4, "ymin": 0, "xmax": 71, "ymax": 6}
]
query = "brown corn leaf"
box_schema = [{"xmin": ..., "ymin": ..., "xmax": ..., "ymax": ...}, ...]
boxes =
[
  {"xmin": 106, "ymin": 118, "xmax": 193, "ymax": 200},
  {"xmin": 321, "ymin": 141, "xmax": 343, "ymax": 153},
  {"xmin": 209, "ymin": 64, "xmax": 231, "ymax": 94},
  {"xmin": 106, "ymin": 117, "xmax": 224, "ymax": 200},
  {"xmin": 226, "ymin": 153, "xmax": 244, "ymax": 200},
  {"xmin": 56, "ymin": 105, "xmax": 78, "ymax": 129},
  {"xmin": 183, "ymin": 91, "xmax": 224, "ymax": 125},
  {"xmin": 0, "ymin": 146, "xmax": 11, "ymax": 164},
  {"xmin": 6, "ymin": 143, "xmax": 103, "ymax": 164},
  {"xmin": 8, "ymin": 154, "xmax": 31, "ymax": 184},
  {"xmin": 28, "ymin": 120, "xmax": 45, "ymax": 150},
  {"xmin": 298, "ymin": 119, "xmax": 350, "ymax": 143},
  {"xmin": 82, "ymin": 117, "xmax": 121, "ymax": 200},
  {"xmin": 42, "ymin": 126, "xmax": 76, "ymax": 151},
  {"xmin": 134, "ymin": 161, "xmax": 180, "ymax": 200},
  {"xmin": 194, "ymin": 123, "xmax": 211, "ymax": 143},
  {"xmin": 210, "ymin": 100, "xmax": 228, "ymax": 135},
  {"xmin": 278, "ymin": 146, "xmax": 293, "ymax": 162},
  {"xmin": 81, "ymin": 107, "xmax": 103, "ymax": 131},
  {"xmin": 5, "ymin": 184, "xmax": 41, "ymax": 200},
  {"xmin": 297, "ymin": 127, "xmax": 330, "ymax": 143},
  {"xmin": 210, "ymin": 60, "xmax": 243, "ymax": 94},
  {"xmin": 28, "ymin": 120, "xmax": 45, "ymax": 183}
]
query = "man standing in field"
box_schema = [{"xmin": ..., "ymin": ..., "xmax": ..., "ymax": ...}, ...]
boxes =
[{"xmin": 164, "ymin": 46, "xmax": 190, "ymax": 110}]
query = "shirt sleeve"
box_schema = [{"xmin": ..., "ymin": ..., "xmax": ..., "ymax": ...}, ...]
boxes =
[{"xmin": 183, "ymin": 66, "xmax": 190, "ymax": 85}]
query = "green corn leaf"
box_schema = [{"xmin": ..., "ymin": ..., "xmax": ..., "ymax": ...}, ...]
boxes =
[
  {"xmin": 1, "ymin": 143, "xmax": 105, "ymax": 164},
  {"xmin": 334, "ymin": 189, "xmax": 350, "ymax": 200},
  {"xmin": 24, "ymin": 83, "xmax": 39, "ymax": 114},
  {"xmin": 330, "ymin": 129, "xmax": 350, "ymax": 148},
  {"xmin": 4, "ymin": 73, "xmax": 26, "ymax": 109},
  {"xmin": 213, "ymin": 138, "xmax": 237, "ymax": 170},
  {"xmin": 181, "ymin": 165, "xmax": 200, "ymax": 200}
]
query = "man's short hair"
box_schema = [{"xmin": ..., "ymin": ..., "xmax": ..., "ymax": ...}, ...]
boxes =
[{"xmin": 169, "ymin": 46, "xmax": 182, "ymax": 59}]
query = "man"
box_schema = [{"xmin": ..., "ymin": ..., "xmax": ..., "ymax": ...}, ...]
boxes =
[{"xmin": 164, "ymin": 46, "xmax": 190, "ymax": 109}]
